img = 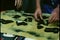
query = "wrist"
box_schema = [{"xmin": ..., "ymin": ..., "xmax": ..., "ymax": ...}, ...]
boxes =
[
  {"xmin": 36, "ymin": 7, "xmax": 41, "ymax": 11},
  {"xmin": 53, "ymin": 8, "xmax": 59, "ymax": 14},
  {"xmin": 54, "ymin": 5, "xmax": 59, "ymax": 13}
]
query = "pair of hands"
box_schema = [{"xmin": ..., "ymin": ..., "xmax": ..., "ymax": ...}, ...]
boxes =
[{"xmin": 34, "ymin": 8, "xmax": 59, "ymax": 23}]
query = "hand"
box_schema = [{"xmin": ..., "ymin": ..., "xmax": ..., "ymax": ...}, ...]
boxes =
[
  {"xmin": 34, "ymin": 8, "xmax": 43, "ymax": 21},
  {"xmin": 15, "ymin": 0, "xmax": 22, "ymax": 9},
  {"xmin": 48, "ymin": 9, "xmax": 59, "ymax": 23}
]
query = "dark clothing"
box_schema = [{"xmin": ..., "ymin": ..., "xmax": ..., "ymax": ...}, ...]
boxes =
[
  {"xmin": 0, "ymin": 0, "xmax": 58, "ymax": 13},
  {"xmin": 22, "ymin": 0, "xmax": 36, "ymax": 13},
  {"xmin": 1, "ymin": 0, "xmax": 15, "ymax": 11},
  {"xmin": 22, "ymin": 0, "xmax": 59, "ymax": 13},
  {"xmin": 40, "ymin": 0, "xmax": 59, "ymax": 13}
]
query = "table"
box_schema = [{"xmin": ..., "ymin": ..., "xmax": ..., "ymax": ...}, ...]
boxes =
[{"xmin": 0, "ymin": 10, "xmax": 59, "ymax": 40}]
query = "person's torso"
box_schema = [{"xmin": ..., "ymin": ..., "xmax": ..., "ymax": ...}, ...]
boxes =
[{"xmin": 41, "ymin": 0, "xmax": 58, "ymax": 8}]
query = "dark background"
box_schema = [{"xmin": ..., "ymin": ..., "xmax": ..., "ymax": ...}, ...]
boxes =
[
  {"xmin": 0, "ymin": 0, "xmax": 58, "ymax": 12},
  {"xmin": 0, "ymin": 0, "xmax": 36, "ymax": 13},
  {"xmin": 1, "ymin": 0, "xmax": 15, "ymax": 11}
]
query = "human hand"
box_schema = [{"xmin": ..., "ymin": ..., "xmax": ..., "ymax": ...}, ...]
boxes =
[
  {"xmin": 48, "ymin": 9, "xmax": 59, "ymax": 23},
  {"xmin": 34, "ymin": 8, "xmax": 43, "ymax": 21},
  {"xmin": 15, "ymin": 0, "xmax": 22, "ymax": 9}
]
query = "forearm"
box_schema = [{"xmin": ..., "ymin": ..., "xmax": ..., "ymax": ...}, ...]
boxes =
[
  {"xmin": 54, "ymin": 5, "xmax": 59, "ymax": 14},
  {"xmin": 36, "ymin": 0, "xmax": 41, "ymax": 8},
  {"xmin": 56, "ymin": 5, "xmax": 59, "ymax": 14}
]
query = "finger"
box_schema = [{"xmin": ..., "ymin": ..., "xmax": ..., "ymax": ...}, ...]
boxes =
[
  {"xmin": 15, "ymin": 0, "xmax": 17, "ymax": 6},
  {"xmin": 50, "ymin": 15, "xmax": 57, "ymax": 23},
  {"xmin": 18, "ymin": 0, "xmax": 22, "ymax": 6},
  {"xmin": 48, "ymin": 13, "xmax": 55, "ymax": 22},
  {"xmin": 56, "ymin": 15, "xmax": 59, "ymax": 21},
  {"xmin": 51, "ymin": 13, "xmax": 59, "ymax": 23},
  {"xmin": 37, "ymin": 12, "xmax": 43, "ymax": 20},
  {"xmin": 48, "ymin": 17, "xmax": 52, "ymax": 23},
  {"xmin": 40, "ymin": 14, "xmax": 43, "ymax": 20},
  {"xmin": 53, "ymin": 16, "xmax": 59, "ymax": 22},
  {"xmin": 16, "ymin": 0, "xmax": 22, "ymax": 8},
  {"xmin": 34, "ymin": 12, "xmax": 39, "ymax": 21},
  {"xmin": 51, "ymin": 16, "xmax": 56, "ymax": 23},
  {"xmin": 48, "ymin": 15, "xmax": 54, "ymax": 23},
  {"xmin": 34, "ymin": 13, "xmax": 39, "ymax": 21}
]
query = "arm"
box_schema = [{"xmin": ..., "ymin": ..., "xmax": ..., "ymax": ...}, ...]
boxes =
[
  {"xmin": 54, "ymin": 5, "xmax": 59, "ymax": 14},
  {"xmin": 34, "ymin": 0, "xmax": 43, "ymax": 21},
  {"xmin": 36, "ymin": 0, "xmax": 40, "ymax": 8}
]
